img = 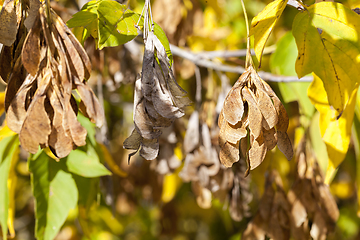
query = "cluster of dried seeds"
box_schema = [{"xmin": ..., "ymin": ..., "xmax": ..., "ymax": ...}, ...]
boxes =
[
  {"xmin": 1, "ymin": 2, "xmax": 104, "ymax": 158},
  {"xmin": 243, "ymin": 140, "xmax": 339, "ymax": 240},
  {"xmin": 123, "ymin": 31, "xmax": 190, "ymax": 160},
  {"xmin": 219, "ymin": 65, "xmax": 293, "ymax": 174}
]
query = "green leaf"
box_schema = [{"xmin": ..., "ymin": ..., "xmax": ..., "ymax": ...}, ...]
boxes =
[
  {"xmin": 97, "ymin": 0, "xmax": 138, "ymax": 49},
  {"xmin": 293, "ymin": 2, "xmax": 360, "ymax": 113},
  {"xmin": 0, "ymin": 135, "xmax": 18, "ymax": 240},
  {"xmin": 66, "ymin": 0, "xmax": 173, "ymax": 63},
  {"xmin": 270, "ymin": 32, "xmax": 314, "ymax": 118},
  {"xmin": 29, "ymin": 151, "xmax": 78, "ymax": 240},
  {"xmin": 66, "ymin": 146, "xmax": 111, "ymax": 177},
  {"xmin": 250, "ymin": 0, "xmax": 287, "ymax": 64}
]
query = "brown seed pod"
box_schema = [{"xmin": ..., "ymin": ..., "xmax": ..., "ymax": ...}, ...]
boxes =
[
  {"xmin": 4, "ymin": 4, "xmax": 104, "ymax": 158},
  {"xmin": 218, "ymin": 65, "xmax": 293, "ymax": 175}
]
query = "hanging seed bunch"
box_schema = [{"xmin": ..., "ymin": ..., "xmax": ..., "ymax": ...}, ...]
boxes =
[
  {"xmin": 123, "ymin": 0, "xmax": 190, "ymax": 161},
  {"xmin": 243, "ymin": 170, "xmax": 291, "ymax": 240},
  {"xmin": 218, "ymin": 65, "xmax": 293, "ymax": 175},
  {"xmin": 4, "ymin": 4, "xmax": 104, "ymax": 158},
  {"xmin": 287, "ymin": 139, "xmax": 339, "ymax": 240}
]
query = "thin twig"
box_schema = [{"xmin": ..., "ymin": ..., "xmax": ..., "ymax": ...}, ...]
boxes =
[{"xmin": 170, "ymin": 44, "xmax": 313, "ymax": 83}]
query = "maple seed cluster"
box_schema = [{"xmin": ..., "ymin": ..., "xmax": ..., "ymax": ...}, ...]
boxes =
[
  {"xmin": 219, "ymin": 65, "xmax": 293, "ymax": 174},
  {"xmin": 124, "ymin": 32, "xmax": 191, "ymax": 160},
  {"xmin": 3, "ymin": 4, "xmax": 104, "ymax": 158}
]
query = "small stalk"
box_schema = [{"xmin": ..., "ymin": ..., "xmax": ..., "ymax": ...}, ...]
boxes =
[{"xmin": 240, "ymin": 0, "xmax": 253, "ymax": 68}]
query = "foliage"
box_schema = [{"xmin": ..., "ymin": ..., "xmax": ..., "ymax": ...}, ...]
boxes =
[{"xmin": 1, "ymin": 0, "xmax": 360, "ymax": 239}]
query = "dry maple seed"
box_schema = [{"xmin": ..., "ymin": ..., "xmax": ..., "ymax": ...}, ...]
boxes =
[
  {"xmin": 3, "ymin": 3, "xmax": 104, "ymax": 158},
  {"xmin": 218, "ymin": 65, "xmax": 293, "ymax": 174}
]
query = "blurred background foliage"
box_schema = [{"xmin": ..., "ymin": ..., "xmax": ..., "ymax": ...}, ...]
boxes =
[{"xmin": 3, "ymin": 0, "xmax": 360, "ymax": 239}]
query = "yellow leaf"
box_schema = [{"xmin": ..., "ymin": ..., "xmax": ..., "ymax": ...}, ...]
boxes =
[
  {"xmin": 308, "ymin": 74, "xmax": 358, "ymax": 184},
  {"xmin": 0, "ymin": 92, "xmax": 4, "ymax": 116},
  {"xmin": 99, "ymin": 144, "xmax": 127, "ymax": 177},
  {"xmin": 250, "ymin": 0, "xmax": 287, "ymax": 65},
  {"xmin": 7, "ymin": 140, "xmax": 19, "ymax": 238},
  {"xmin": 161, "ymin": 172, "xmax": 182, "ymax": 203},
  {"xmin": 0, "ymin": 121, "xmax": 17, "ymax": 142},
  {"xmin": 44, "ymin": 147, "xmax": 60, "ymax": 161},
  {"xmin": 293, "ymin": 2, "xmax": 360, "ymax": 113}
]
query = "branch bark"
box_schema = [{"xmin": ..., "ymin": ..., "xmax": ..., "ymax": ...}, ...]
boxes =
[{"xmin": 170, "ymin": 44, "xmax": 313, "ymax": 83}]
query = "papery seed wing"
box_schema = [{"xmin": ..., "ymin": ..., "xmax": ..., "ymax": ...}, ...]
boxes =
[
  {"xmin": 53, "ymin": 12, "xmax": 85, "ymax": 81},
  {"xmin": 65, "ymin": 26, "xmax": 92, "ymax": 79},
  {"xmin": 144, "ymin": 99, "xmax": 173, "ymax": 128},
  {"xmin": 257, "ymin": 88, "xmax": 278, "ymax": 130},
  {"xmin": 141, "ymin": 33, "xmax": 156, "ymax": 101},
  {"xmin": 184, "ymin": 111, "xmax": 200, "ymax": 153},
  {"xmin": 263, "ymin": 127, "xmax": 277, "ymax": 150},
  {"xmin": 48, "ymin": 88, "xmax": 73, "ymax": 158},
  {"xmin": 5, "ymin": 57, "xmax": 27, "ymax": 110},
  {"xmin": 0, "ymin": 0, "xmax": 17, "ymax": 46},
  {"xmin": 152, "ymin": 62, "xmax": 184, "ymax": 118},
  {"xmin": 22, "ymin": 13, "xmax": 41, "ymax": 76},
  {"xmin": 123, "ymin": 128, "xmax": 142, "ymax": 150},
  {"xmin": 65, "ymin": 100, "xmax": 87, "ymax": 147},
  {"xmin": 219, "ymin": 133, "xmax": 240, "ymax": 167},
  {"xmin": 19, "ymin": 95, "xmax": 51, "ymax": 153},
  {"xmin": 223, "ymin": 86, "xmax": 244, "ymax": 125},
  {"xmin": 248, "ymin": 132, "xmax": 267, "ymax": 170},
  {"xmin": 277, "ymin": 131, "xmax": 293, "ymax": 160},
  {"xmin": 76, "ymin": 83, "xmax": 105, "ymax": 127},
  {"xmin": 222, "ymin": 121, "xmax": 247, "ymax": 145},
  {"xmin": 24, "ymin": 0, "xmax": 40, "ymax": 30},
  {"xmin": 134, "ymin": 98, "xmax": 161, "ymax": 139},
  {"xmin": 242, "ymin": 87, "xmax": 263, "ymax": 139},
  {"xmin": 140, "ymin": 138, "xmax": 159, "ymax": 160},
  {"xmin": 6, "ymin": 83, "xmax": 32, "ymax": 133}
]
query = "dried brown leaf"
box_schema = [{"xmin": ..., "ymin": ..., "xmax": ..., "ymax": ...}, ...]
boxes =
[
  {"xmin": 310, "ymin": 212, "xmax": 327, "ymax": 240},
  {"xmin": 223, "ymin": 121, "xmax": 247, "ymax": 144},
  {"xmin": 141, "ymin": 34, "xmax": 156, "ymax": 101},
  {"xmin": 0, "ymin": 0, "xmax": 17, "ymax": 46}
]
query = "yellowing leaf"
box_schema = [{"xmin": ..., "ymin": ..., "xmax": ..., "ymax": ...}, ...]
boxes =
[
  {"xmin": 161, "ymin": 172, "xmax": 181, "ymax": 203},
  {"xmin": 308, "ymin": 74, "xmax": 358, "ymax": 184},
  {"xmin": 0, "ymin": 91, "xmax": 4, "ymax": 116},
  {"xmin": 0, "ymin": 122, "xmax": 16, "ymax": 142},
  {"xmin": 250, "ymin": 0, "xmax": 287, "ymax": 64},
  {"xmin": 99, "ymin": 143, "xmax": 127, "ymax": 177},
  {"xmin": 293, "ymin": 2, "xmax": 360, "ymax": 113},
  {"xmin": 7, "ymin": 143, "xmax": 19, "ymax": 239}
]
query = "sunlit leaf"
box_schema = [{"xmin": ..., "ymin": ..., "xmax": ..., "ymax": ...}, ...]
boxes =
[
  {"xmin": 29, "ymin": 151, "xmax": 78, "ymax": 240},
  {"xmin": 250, "ymin": 0, "xmax": 287, "ymax": 64},
  {"xmin": 0, "ymin": 135, "xmax": 18, "ymax": 240},
  {"xmin": 293, "ymin": 2, "xmax": 360, "ymax": 113},
  {"xmin": 308, "ymin": 74, "xmax": 359, "ymax": 184},
  {"xmin": 270, "ymin": 32, "xmax": 314, "ymax": 118},
  {"xmin": 66, "ymin": 146, "xmax": 111, "ymax": 178}
]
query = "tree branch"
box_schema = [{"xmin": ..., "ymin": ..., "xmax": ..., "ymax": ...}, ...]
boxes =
[{"xmin": 170, "ymin": 44, "xmax": 313, "ymax": 83}]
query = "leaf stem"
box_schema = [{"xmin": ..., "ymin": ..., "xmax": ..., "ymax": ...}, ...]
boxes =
[{"xmin": 240, "ymin": 0, "xmax": 252, "ymax": 68}]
